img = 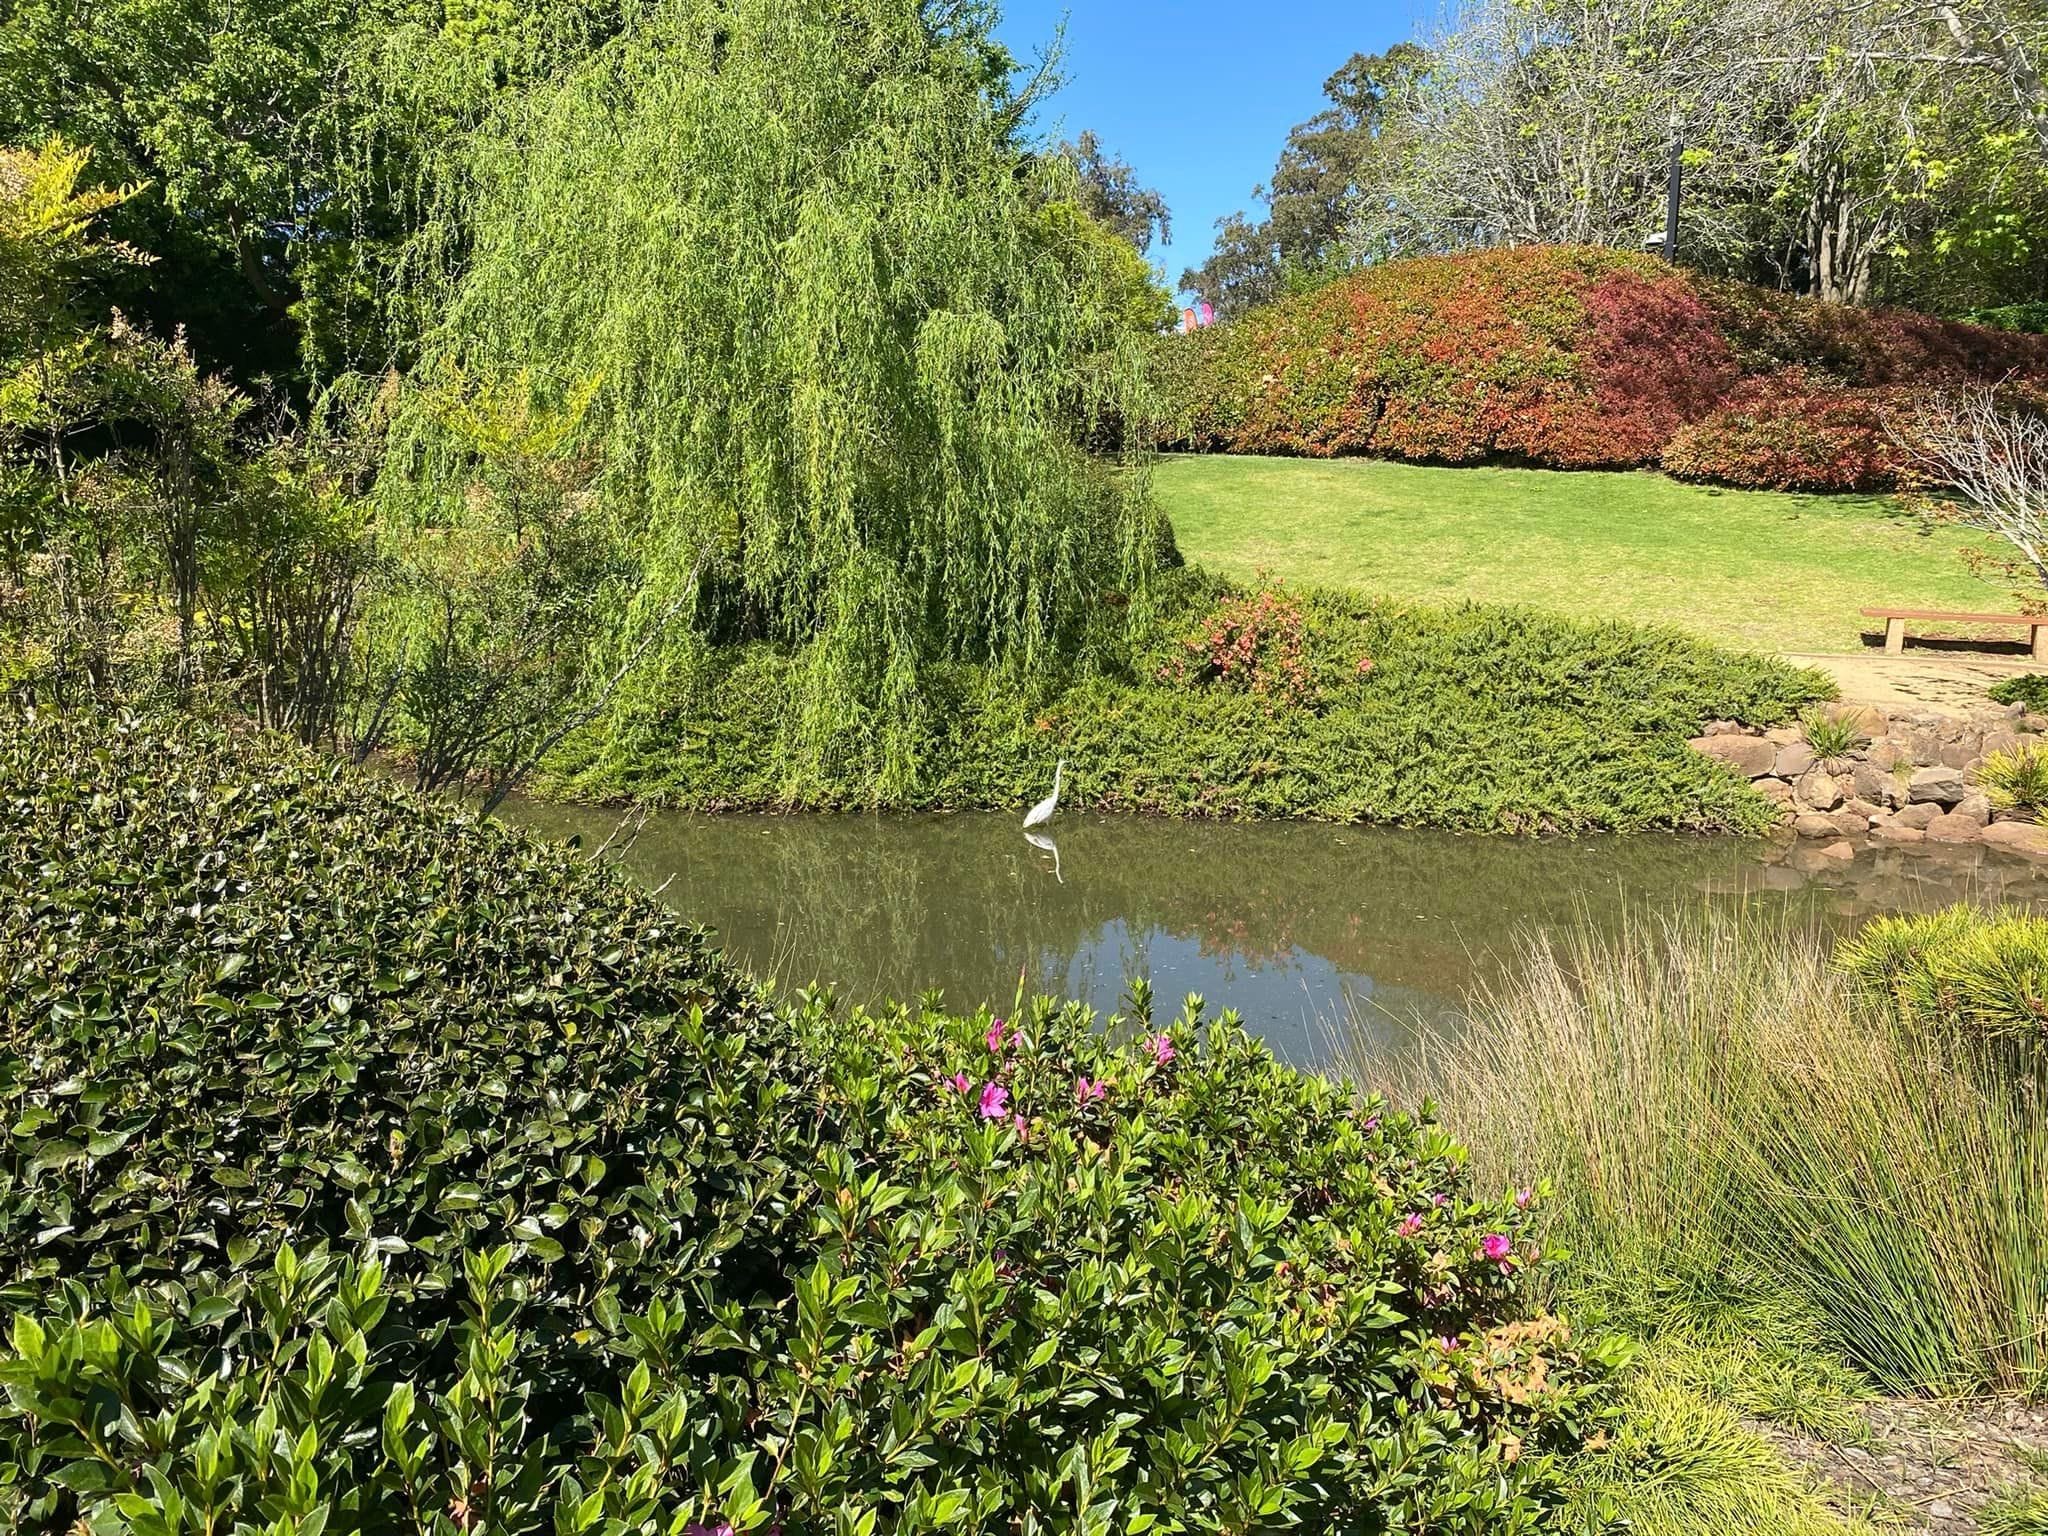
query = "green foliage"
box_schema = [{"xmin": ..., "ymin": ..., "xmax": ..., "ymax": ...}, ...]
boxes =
[
  {"xmin": 1990, "ymin": 672, "xmax": 2048, "ymax": 710},
  {"xmin": 1836, "ymin": 905, "xmax": 2048, "ymax": 1051},
  {"xmin": 1982, "ymin": 1481, "xmax": 2048, "ymax": 1535},
  {"xmin": 1970, "ymin": 303, "xmax": 2048, "ymax": 336},
  {"xmin": 1799, "ymin": 708, "xmax": 1866, "ymax": 759},
  {"xmin": 1975, "ymin": 740, "xmax": 2048, "ymax": 818},
  {"xmin": 0, "ymin": 705, "xmax": 1611, "ymax": 1532},
  {"xmin": 1566, "ymin": 1360, "xmax": 1872, "ymax": 1536},
  {"xmin": 386, "ymin": 0, "xmax": 1163, "ymax": 795},
  {"xmin": 1406, "ymin": 909, "xmax": 2048, "ymax": 1395},
  {"xmin": 564, "ymin": 570, "xmax": 1829, "ymax": 833}
]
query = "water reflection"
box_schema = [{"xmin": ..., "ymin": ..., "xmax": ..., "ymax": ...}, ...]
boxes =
[{"xmin": 501, "ymin": 804, "xmax": 2048, "ymax": 1066}]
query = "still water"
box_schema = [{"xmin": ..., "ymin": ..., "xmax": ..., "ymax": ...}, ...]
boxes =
[{"xmin": 503, "ymin": 805, "xmax": 2048, "ymax": 1066}]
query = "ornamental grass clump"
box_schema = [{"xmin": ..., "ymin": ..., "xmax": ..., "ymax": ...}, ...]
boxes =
[
  {"xmin": 1975, "ymin": 740, "xmax": 2048, "ymax": 820},
  {"xmin": 1393, "ymin": 908, "xmax": 2048, "ymax": 1396},
  {"xmin": 0, "ymin": 707, "xmax": 1612, "ymax": 1533}
]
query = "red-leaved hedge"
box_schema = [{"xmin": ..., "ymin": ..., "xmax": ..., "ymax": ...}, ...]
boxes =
[{"xmin": 1159, "ymin": 246, "xmax": 2048, "ymax": 491}]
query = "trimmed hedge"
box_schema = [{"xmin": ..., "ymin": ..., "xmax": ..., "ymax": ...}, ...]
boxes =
[
  {"xmin": 1159, "ymin": 246, "xmax": 2048, "ymax": 491},
  {"xmin": 0, "ymin": 708, "xmax": 1614, "ymax": 1533}
]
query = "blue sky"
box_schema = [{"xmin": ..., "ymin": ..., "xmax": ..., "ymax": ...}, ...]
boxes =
[{"xmin": 994, "ymin": 2, "xmax": 1423, "ymax": 297}]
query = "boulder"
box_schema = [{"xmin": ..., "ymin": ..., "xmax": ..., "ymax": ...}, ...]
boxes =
[
  {"xmin": 1813, "ymin": 839, "xmax": 1857, "ymax": 863},
  {"xmin": 1904, "ymin": 729, "xmax": 1946, "ymax": 766},
  {"xmin": 1702, "ymin": 720, "xmax": 1747, "ymax": 737},
  {"xmin": 1792, "ymin": 813, "xmax": 1840, "ymax": 839},
  {"xmin": 1940, "ymin": 737, "xmax": 1983, "ymax": 769},
  {"xmin": 1981, "ymin": 730, "xmax": 2024, "ymax": 760},
  {"xmin": 1893, "ymin": 802, "xmax": 1943, "ymax": 830},
  {"xmin": 1828, "ymin": 809, "xmax": 1871, "ymax": 838},
  {"xmin": 1925, "ymin": 811, "xmax": 1985, "ymax": 843},
  {"xmin": 1755, "ymin": 778, "xmax": 1796, "ymax": 805},
  {"xmin": 1982, "ymin": 820, "xmax": 2048, "ymax": 859},
  {"xmin": 1865, "ymin": 741, "xmax": 1903, "ymax": 772},
  {"xmin": 1798, "ymin": 771, "xmax": 1845, "ymax": 811},
  {"xmin": 1852, "ymin": 763, "xmax": 1893, "ymax": 805},
  {"xmin": 1765, "ymin": 725, "xmax": 1805, "ymax": 746},
  {"xmin": 1690, "ymin": 735, "xmax": 1778, "ymax": 778},
  {"xmin": 1816, "ymin": 702, "xmax": 1887, "ymax": 738},
  {"xmin": 1907, "ymin": 766, "xmax": 1967, "ymax": 805},
  {"xmin": 1872, "ymin": 823, "xmax": 1927, "ymax": 845},
  {"xmin": 1957, "ymin": 792, "xmax": 1993, "ymax": 823},
  {"xmin": 1773, "ymin": 743, "xmax": 1816, "ymax": 780}
]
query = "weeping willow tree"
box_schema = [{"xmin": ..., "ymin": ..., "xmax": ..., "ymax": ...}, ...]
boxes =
[{"xmin": 378, "ymin": 0, "xmax": 1163, "ymax": 793}]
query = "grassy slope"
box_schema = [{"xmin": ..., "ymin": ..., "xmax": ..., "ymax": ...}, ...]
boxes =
[{"xmin": 1155, "ymin": 455, "xmax": 2014, "ymax": 655}]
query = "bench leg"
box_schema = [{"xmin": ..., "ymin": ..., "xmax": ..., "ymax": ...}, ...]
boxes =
[
  {"xmin": 2034, "ymin": 625, "xmax": 2048, "ymax": 663},
  {"xmin": 1884, "ymin": 617, "xmax": 1906, "ymax": 656}
]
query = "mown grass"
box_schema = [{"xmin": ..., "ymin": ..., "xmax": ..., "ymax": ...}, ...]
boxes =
[
  {"xmin": 555, "ymin": 569, "xmax": 1830, "ymax": 832},
  {"xmin": 1155, "ymin": 454, "xmax": 2015, "ymax": 654}
]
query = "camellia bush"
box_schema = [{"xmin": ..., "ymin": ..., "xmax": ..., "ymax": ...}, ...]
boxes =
[
  {"xmin": 0, "ymin": 708, "xmax": 1617, "ymax": 1533},
  {"xmin": 1158, "ymin": 245, "xmax": 2048, "ymax": 491}
]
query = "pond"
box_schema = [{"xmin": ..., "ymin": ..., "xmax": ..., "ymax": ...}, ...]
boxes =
[{"xmin": 503, "ymin": 804, "xmax": 2048, "ymax": 1066}]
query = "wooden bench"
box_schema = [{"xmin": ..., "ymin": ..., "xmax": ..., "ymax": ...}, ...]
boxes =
[{"xmin": 1862, "ymin": 606, "xmax": 2048, "ymax": 661}]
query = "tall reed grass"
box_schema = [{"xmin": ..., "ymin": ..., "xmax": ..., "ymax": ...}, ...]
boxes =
[{"xmin": 1366, "ymin": 909, "xmax": 2048, "ymax": 1396}]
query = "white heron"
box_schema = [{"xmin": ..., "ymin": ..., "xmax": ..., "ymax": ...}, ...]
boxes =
[{"xmin": 1023, "ymin": 758, "xmax": 1065, "ymax": 829}]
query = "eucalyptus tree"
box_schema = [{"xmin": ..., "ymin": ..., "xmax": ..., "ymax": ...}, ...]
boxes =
[{"xmin": 379, "ymin": 0, "xmax": 1163, "ymax": 795}]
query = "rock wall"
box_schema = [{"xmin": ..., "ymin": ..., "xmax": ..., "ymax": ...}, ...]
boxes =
[{"xmin": 1690, "ymin": 701, "xmax": 2048, "ymax": 857}]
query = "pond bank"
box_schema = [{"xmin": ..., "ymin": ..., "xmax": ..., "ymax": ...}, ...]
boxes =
[{"xmin": 1692, "ymin": 698, "xmax": 2048, "ymax": 853}]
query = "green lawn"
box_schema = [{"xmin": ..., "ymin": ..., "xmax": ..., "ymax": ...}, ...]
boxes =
[{"xmin": 1154, "ymin": 454, "xmax": 2015, "ymax": 655}]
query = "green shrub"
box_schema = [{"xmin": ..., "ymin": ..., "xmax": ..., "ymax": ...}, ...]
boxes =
[
  {"xmin": 1966, "ymin": 302, "xmax": 2048, "ymax": 336},
  {"xmin": 563, "ymin": 569, "xmax": 1831, "ymax": 834},
  {"xmin": 1989, "ymin": 673, "xmax": 2048, "ymax": 712},
  {"xmin": 1798, "ymin": 707, "xmax": 1865, "ymax": 760},
  {"xmin": 0, "ymin": 707, "xmax": 1611, "ymax": 1533},
  {"xmin": 1975, "ymin": 741, "xmax": 2048, "ymax": 818},
  {"xmin": 1836, "ymin": 906, "xmax": 2048, "ymax": 1051}
]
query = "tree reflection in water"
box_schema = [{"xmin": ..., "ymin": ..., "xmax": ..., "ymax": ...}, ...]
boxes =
[{"xmin": 502, "ymin": 805, "xmax": 2048, "ymax": 1066}]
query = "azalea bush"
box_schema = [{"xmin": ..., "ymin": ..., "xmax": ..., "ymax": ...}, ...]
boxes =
[
  {"xmin": 0, "ymin": 707, "xmax": 1615, "ymax": 1532},
  {"xmin": 1661, "ymin": 373, "xmax": 1908, "ymax": 492},
  {"xmin": 1158, "ymin": 245, "xmax": 2048, "ymax": 491}
]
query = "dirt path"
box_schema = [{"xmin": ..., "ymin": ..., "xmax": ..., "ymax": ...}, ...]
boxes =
[
  {"xmin": 1785, "ymin": 651, "xmax": 2044, "ymax": 716},
  {"xmin": 1754, "ymin": 1396, "xmax": 2048, "ymax": 1532}
]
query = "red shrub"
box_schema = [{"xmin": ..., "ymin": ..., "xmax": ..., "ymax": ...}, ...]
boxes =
[
  {"xmin": 1159, "ymin": 585, "xmax": 1314, "ymax": 703},
  {"xmin": 1160, "ymin": 246, "xmax": 2048, "ymax": 490},
  {"xmin": 1661, "ymin": 372, "xmax": 1913, "ymax": 492}
]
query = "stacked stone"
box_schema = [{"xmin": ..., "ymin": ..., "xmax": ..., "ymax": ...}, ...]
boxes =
[{"xmin": 1689, "ymin": 701, "xmax": 2048, "ymax": 857}]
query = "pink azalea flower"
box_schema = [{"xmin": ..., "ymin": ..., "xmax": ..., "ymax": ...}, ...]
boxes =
[
  {"xmin": 683, "ymin": 1524, "xmax": 734, "ymax": 1536},
  {"xmin": 1012, "ymin": 1113, "xmax": 1029, "ymax": 1139},
  {"xmin": 1398, "ymin": 1213, "xmax": 1426, "ymax": 1239},
  {"xmin": 1515, "ymin": 1187, "xmax": 1533, "ymax": 1210},
  {"xmin": 1432, "ymin": 1193, "xmax": 1450, "ymax": 1209},
  {"xmin": 1149, "ymin": 1034, "xmax": 1176, "ymax": 1066},
  {"xmin": 979, "ymin": 1081, "xmax": 1010, "ymax": 1120},
  {"xmin": 1480, "ymin": 1233, "xmax": 1513, "ymax": 1263},
  {"xmin": 1075, "ymin": 1075, "xmax": 1107, "ymax": 1105},
  {"xmin": 946, "ymin": 1072, "xmax": 971, "ymax": 1095},
  {"xmin": 1362, "ymin": 1114, "xmax": 1382, "ymax": 1132},
  {"xmin": 985, "ymin": 1018, "xmax": 1010, "ymax": 1053},
  {"xmin": 1436, "ymin": 1334, "xmax": 1461, "ymax": 1353}
]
